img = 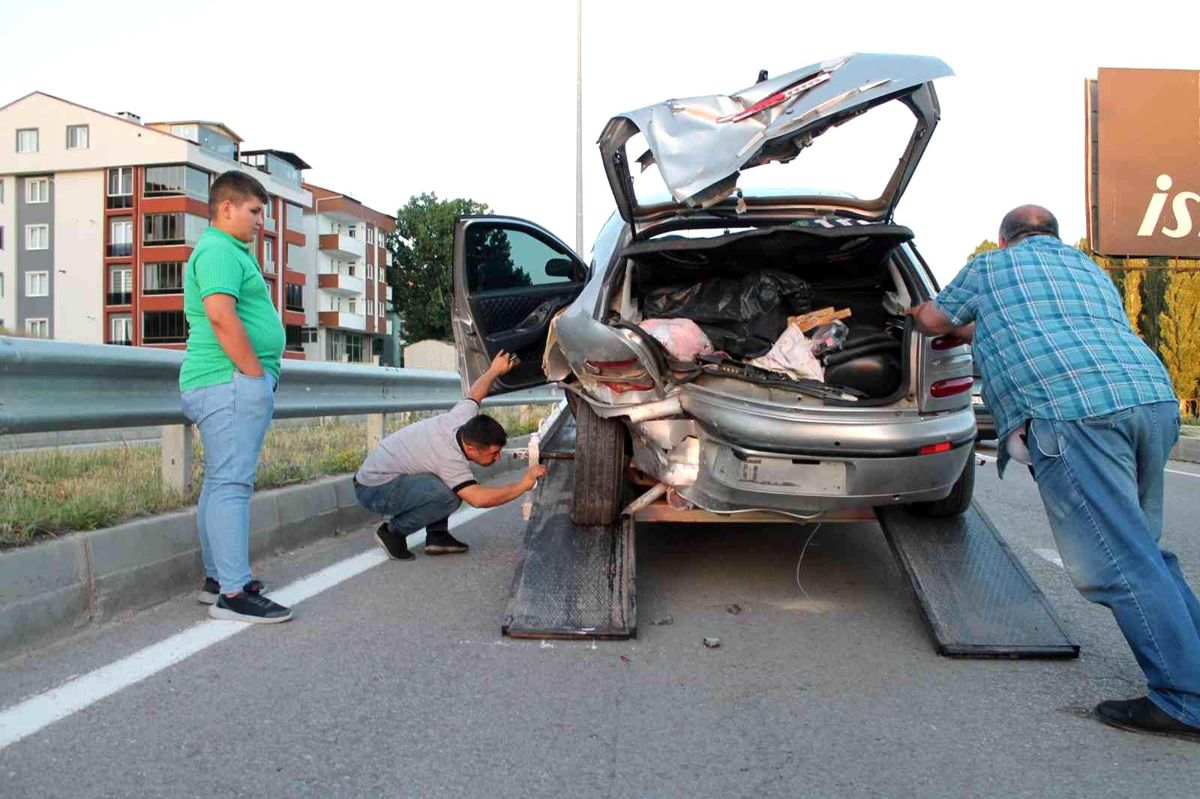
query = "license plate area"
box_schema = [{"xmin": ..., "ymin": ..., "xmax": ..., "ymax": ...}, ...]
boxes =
[{"xmin": 710, "ymin": 446, "xmax": 847, "ymax": 495}]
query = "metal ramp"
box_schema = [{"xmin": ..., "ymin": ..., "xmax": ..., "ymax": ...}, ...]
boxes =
[
  {"xmin": 877, "ymin": 503, "xmax": 1079, "ymax": 659},
  {"xmin": 503, "ymin": 460, "xmax": 636, "ymax": 639}
]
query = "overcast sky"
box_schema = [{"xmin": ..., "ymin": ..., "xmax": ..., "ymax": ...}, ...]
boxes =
[{"xmin": 2, "ymin": 0, "xmax": 1198, "ymax": 284}]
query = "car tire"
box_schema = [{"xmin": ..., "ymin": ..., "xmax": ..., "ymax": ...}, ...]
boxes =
[
  {"xmin": 911, "ymin": 451, "xmax": 975, "ymax": 518},
  {"xmin": 571, "ymin": 400, "xmax": 626, "ymax": 526}
]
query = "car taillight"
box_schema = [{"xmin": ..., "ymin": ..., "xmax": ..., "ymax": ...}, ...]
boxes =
[
  {"xmin": 931, "ymin": 334, "xmax": 968, "ymax": 350},
  {"xmin": 930, "ymin": 377, "xmax": 974, "ymax": 398},
  {"xmin": 919, "ymin": 441, "xmax": 953, "ymax": 456}
]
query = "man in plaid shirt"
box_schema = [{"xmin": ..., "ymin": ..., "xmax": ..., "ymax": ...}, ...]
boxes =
[{"xmin": 911, "ymin": 205, "xmax": 1199, "ymax": 742}]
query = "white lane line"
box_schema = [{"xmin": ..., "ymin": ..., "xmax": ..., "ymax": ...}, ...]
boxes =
[
  {"xmin": 0, "ymin": 505, "xmax": 495, "ymax": 751},
  {"xmin": 1034, "ymin": 548, "xmax": 1064, "ymax": 569},
  {"xmin": 977, "ymin": 451, "xmax": 1200, "ymax": 479}
]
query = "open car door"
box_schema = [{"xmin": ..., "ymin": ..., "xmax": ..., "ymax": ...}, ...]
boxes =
[{"xmin": 451, "ymin": 216, "xmax": 588, "ymax": 395}]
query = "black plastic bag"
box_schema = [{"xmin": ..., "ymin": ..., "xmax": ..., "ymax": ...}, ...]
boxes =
[{"xmin": 642, "ymin": 270, "xmax": 812, "ymax": 359}]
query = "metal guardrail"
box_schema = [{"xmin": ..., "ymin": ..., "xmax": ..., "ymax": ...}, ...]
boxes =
[{"xmin": 0, "ymin": 336, "xmax": 559, "ymax": 489}]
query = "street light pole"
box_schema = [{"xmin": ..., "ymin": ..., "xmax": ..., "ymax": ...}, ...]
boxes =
[{"xmin": 575, "ymin": 0, "xmax": 584, "ymax": 256}]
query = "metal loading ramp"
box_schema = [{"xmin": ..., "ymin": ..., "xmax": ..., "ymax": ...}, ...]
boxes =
[
  {"xmin": 502, "ymin": 460, "xmax": 636, "ymax": 639},
  {"xmin": 877, "ymin": 503, "xmax": 1079, "ymax": 659}
]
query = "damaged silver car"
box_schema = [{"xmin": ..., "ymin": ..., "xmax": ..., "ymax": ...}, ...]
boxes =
[{"xmin": 451, "ymin": 53, "xmax": 976, "ymax": 525}]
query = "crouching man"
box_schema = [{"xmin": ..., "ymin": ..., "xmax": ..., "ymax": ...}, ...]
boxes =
[{"xmin": 354, "ymin": 350, "xmax": 547, "ymax": 559}]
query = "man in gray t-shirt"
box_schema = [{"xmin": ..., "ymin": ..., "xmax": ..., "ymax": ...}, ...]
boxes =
[{"xmin": 354, "ymin": 350, "xmax": 546, "ymax": 559}]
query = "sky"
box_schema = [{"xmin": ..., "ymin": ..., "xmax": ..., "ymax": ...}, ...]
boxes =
[{"xmin": 2, "ymin": 0, "xmax": 1199, "ymax": 285}]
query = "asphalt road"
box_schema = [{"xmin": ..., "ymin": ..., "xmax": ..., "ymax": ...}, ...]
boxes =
[{"xmin": 1, "ymin": 448, "xmax": 1198, "ymax": 798}]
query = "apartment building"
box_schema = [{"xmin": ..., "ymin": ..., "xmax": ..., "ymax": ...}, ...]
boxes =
[
  {"xmin": 305, "ymin": 184, "xmax": 395, "ymax": 364},
  {"xmin": 0, "ymin": 92, "xmax": 311, "ymax": 353}
]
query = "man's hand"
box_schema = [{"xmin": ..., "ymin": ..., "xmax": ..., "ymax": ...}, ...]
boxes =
[
  {"xmin": 489, "ymin": 349, "xmax": 520, "ymax": 376},
  {"xmin": 521, "ymin": 464, "xmax": 548, "ymax": 489},
  {"xmin": 467, "ymin": 349, "xmax": 522, "ymax": 403}
]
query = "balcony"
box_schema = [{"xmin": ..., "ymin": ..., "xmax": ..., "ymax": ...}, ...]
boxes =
[
  {"xmin": 317, "ymin": 271, "xmax": 364, "ymax": 295},
  {"xmin": 318, "ymin": 311, "xmax": 366, "ymax": 332},
  {"xmin": 106, "ymin": 292, "xmax": 132, "ymax": 306},
  {"xmin": 106, "ymin": 243, "xmax": 133, "ymax": 258},
  {"xmin": 319, "ymin": 233, "xmax": 365, "ymax": 260}
]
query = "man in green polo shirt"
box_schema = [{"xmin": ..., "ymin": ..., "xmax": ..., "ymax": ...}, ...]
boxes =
[{"xmin": 180, "ymin": 170, "xmax": 291, "ymax": 624}]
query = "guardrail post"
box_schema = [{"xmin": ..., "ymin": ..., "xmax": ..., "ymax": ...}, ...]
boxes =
[
  {"xmin": 162, "ymin": 424, "xmax": 193, "ymax": 493},
  {"xmin": 367, "ymin": 413, "xmax": 386, "ymax": 451}
]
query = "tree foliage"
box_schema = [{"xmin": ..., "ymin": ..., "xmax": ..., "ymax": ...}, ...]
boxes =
[
  {"xmin": 970, "ymin": 239, "xmax": 999, "ymax": 260},
  {"xmin": 385, "ymin": 192, "xmax": 489, "ymax": 342},
  {"xmin": 1158, "ymin": 261, "xmax": 1200, "ymax": 407}
]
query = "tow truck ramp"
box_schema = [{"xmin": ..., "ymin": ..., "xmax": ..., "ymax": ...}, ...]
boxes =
[{"xmin": 503, "ymin": 416, "xmax": 1077, "ymax": 657}]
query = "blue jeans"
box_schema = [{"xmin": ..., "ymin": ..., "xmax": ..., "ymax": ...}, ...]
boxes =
[
  {"xmin": 180, "ymin": 372, "xmax": 276, "ymax": 594},
  {"xmin": 354, "ymin": 473, "xmax": 461, "ymax": 537},
  {"xmin": 1028, "ymin": 401, "xmax": 1200, "ymax": 726}
]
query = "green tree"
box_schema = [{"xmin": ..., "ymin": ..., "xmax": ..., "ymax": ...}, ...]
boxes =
[
  {"xmin": 1139, "ymin": 259, "xmax": 1169, "ymax": 359},
  {"xmin": 969, "ymin": 239, "xmax": 999, "ymax": 260},
  {"xmin": 1158, "ymin": 261, "xmax": 1200, "ymax": 412},
  {"xmin": 386, "ymin": 193, "xmax": 490, "ymax": 342}
]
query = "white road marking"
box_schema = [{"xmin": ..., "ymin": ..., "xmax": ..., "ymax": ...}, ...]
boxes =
[
  {"xmin": 0, "ymin": 505, "xmax": 495, "ymax": 751},
  {"xmin": 976, "ymin": 451, "xmax": 1200, "ymax": 479},
  {"xmin": 1034, "ymin": 548, "xmax": 1064, "ymax": 569}
]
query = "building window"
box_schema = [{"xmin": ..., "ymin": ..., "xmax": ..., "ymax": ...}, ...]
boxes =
[
  {"xmin": 144, "ymin": 261, "xmax": 183, "ymax": 294},
  {"xmin": 109, "ymin": 314, "xmax": 132, "ymax": 345},
  {"xmin": 346, "ymin": 333, "xmax": 363, "ymax": 362},
  {"xmin": 16, "ymin": 128, "xmax": 38, "ymax": 153},
  {"xmin": 285, "ymin": 202, "xmax": 305, "ymax": 233},
  {"xmin": 26, "ymin": 271, "xmax": 49, "ymax": 297},
  {"xmin": 107, "ymin": 167, "xmax": 133, "ymax": 209},
  {"xmin": 25, "ymin": 224, "xmax": 49, "ymax": 250},
  {"xmin": 25, "ymin": 318, "xmax": 49, "ymax": 338},
  {"xmin": 108, "ymin": 266, "xmax": 132, "ymax": 305},
  {"xmin": 0, "ymin": 273, "xmax": 4, "ymax": 298},
  {"xmin": 108, "ymin": 218, "xmax": 133, "ymax": 258},
  {"xmin": 26, "ymin": 178, "xmax": 49, "ymax": 204},
  {"xmin": 144, "ymin": 213, "xmax": 206, "ymax": 246},
  {"xmin": 366, "ymin": 264, "xmax": 374, "ymax": 281},
  {"xmin": 143, "ymin": 165, "xmax": 209, "ymax": 199},
  {"xmin": 0, "ymin": 177, "xmax": 5, "ymax": 204},
  {"xmin": 285, "ymin": 325, "xmax": 303, "ymax": 352},
  {"xmin": 285, "ymin": 282, "xmax": 304, "ymax": 312},
  {"xmin": 302, "ymin": 326, "xmax": 318, "ymax": 344},
  {"xmin": 366, "ymin": 299, "xmax": 374, "ymax": 317},
  {"xmin": 263, "ymin": 238, "xmax": 275, "ymax": 271},
  {"xmin": 0, "ymin": 226, "xmax": 4, "ymax": 250},
  {"xmin": 66, "ymin": 125, "xmax": 89, "ymax": 150},
  {"xmin": 366, "ymin": 227, "xmax": 374, "ymax": 244},
  {"xmin": 142, "ymin": 310, "xmax": 187, "ymax": 343}
]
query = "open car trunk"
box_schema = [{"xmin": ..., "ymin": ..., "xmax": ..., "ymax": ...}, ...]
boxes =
[{"xmin": 607, "ymin": 223, "xmax": 918, "ymax": 406}]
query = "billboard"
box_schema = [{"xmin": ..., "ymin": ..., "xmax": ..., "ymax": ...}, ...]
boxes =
[{"xmin": 1086, "ymin": 67, "xmax": 1200, "ymax": 258}]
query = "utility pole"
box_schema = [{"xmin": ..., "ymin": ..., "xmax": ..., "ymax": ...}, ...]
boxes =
[{"xmin": 575, "ymin": 0, "xmax": 584, "ymax": 256}]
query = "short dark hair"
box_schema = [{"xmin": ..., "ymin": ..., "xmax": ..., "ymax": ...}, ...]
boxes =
[
  {"xmin": 460, "ymin": 415, "xmax": 507, "ymax": 448},
  {"xmin": 208, "ymin": 170, "xmax": 270, "ymax": 218},
  {"xmin": 999, "ymin": 205, "xmax": 1059, "ymax": 244}
]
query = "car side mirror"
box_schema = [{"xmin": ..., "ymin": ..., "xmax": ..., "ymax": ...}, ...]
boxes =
[{"xmin": 545, "ymin": 257, "xmax": 580, "ymax": 280}]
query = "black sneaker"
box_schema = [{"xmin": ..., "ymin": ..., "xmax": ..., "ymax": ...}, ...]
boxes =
[
  {"xmin": 1094, "ymin": 697, "xmax": 1200, "ymax": 741},
  {"xmin": 209, "ymin": 591, "xmax": 293, "ymax": 624},
  {"xmin": 374, "ymin": 523, "xmax": 415, "ymax": 560},
  {"xmin": 197, "ymin": 577, "xmax": 267, "ymax": 605},
  {"xmin": 424, "ymin": 529, "xmax": 469, "ymax": 555}
]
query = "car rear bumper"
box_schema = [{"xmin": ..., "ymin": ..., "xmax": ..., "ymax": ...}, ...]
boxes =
[{"xmin": 676, "ymin": 436, "xmax": 974, "ymax": 515}]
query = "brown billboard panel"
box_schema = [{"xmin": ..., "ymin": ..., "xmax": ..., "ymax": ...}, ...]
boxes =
[{"xmin": 1090, "ymin": 67, "xmax": 1200, "ymax": 258}]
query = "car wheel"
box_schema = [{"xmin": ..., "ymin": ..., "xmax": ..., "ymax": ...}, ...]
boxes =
[
  {"xmin": 571, "ymin": 400, "xmax": 626, "ymax": 526},
  {"xmin": 911, "ymin": 452, "xmax": 975, "ymax": 518}
]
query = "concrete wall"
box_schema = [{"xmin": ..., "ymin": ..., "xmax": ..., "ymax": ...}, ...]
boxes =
[
  {"xmin": 404, "ymin": 339, "xmax": 458, "ymax": 372},
  {"xmin": 53, "ymin": 170, "xmax": 104, "ymax": 343}
]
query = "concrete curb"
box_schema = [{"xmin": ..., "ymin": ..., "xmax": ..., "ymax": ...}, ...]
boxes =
[
  {"xmin": 0, "ymin": 436, "xmax": 531, "ymax": 660},
  {"xmin": 1173, "ymin": 436, "xmax": 1200, "ymax": 465}
]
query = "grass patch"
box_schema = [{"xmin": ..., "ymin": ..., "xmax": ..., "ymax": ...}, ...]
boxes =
[{"xmin": 0, "ymin": 404, "xmax": 553, "ymax": 549}]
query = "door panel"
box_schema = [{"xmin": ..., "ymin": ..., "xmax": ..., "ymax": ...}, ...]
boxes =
[{"xmin": 452, "ymin": 217, "xmax": 587, "ymax": 395}]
